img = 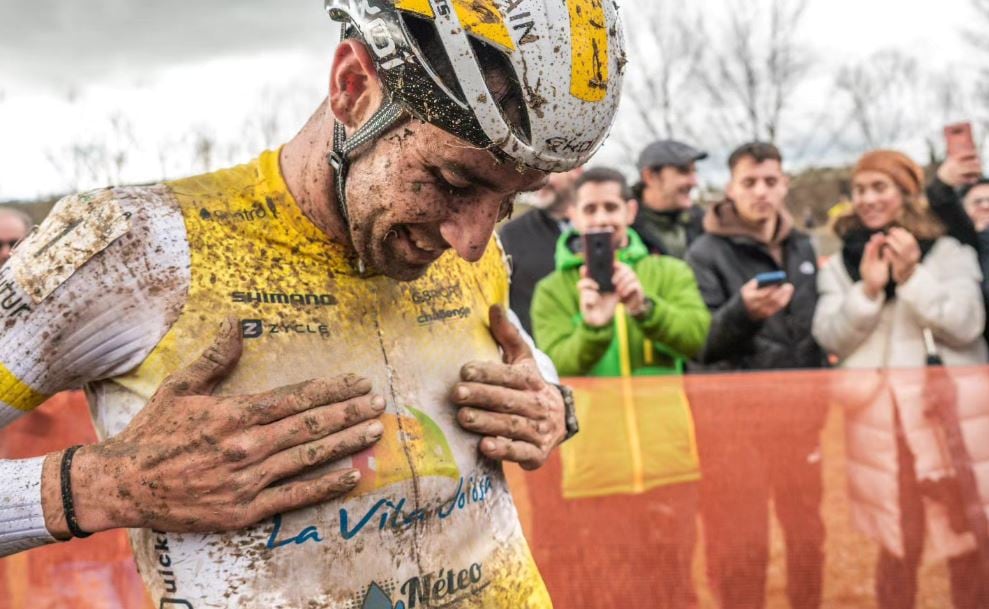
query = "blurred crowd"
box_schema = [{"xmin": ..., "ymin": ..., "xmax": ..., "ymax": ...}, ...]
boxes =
[{"xmin": 499, "ymin": 135, "xmax": 989, "ymax": 609}]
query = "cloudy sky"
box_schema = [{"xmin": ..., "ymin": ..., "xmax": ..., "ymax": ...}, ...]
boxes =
[{"xmin": 0, "ymin": 0, "xmax": 982, "ymax": 201}]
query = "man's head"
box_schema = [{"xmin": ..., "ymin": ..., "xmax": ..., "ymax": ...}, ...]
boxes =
[
  {"xmin": 0, "ymin": 208, "xmax": 31, "ymax": 266},
  {"xmin": 320, "ymin": 0, "xmax": 626, "ymax": 280},
  {"xmin": 329, "ymin": 41, "xmax": 547, "ymax": 281},
  {"xmin": 726, "ymin": 142, "xmax": 789, "ymax": 225},
  {"xmin": 529, "ymin": 168, "xmax": 584, "ymax": 218},
  {"xmin": 569, "ymin": 167, "xmax": 636, "ymax": 250},
  {"xmin": 962, "ymin": 178, "xmax": 989, "ymax": 231},
  {"xmin": 636, "ymin": 140, "xmax": 707, "ymax": 212}
]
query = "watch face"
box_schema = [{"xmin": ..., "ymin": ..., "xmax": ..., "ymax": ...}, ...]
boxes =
[{"xmin": 556, "ymin": 384, "xmax": 579, "ymax": 440}]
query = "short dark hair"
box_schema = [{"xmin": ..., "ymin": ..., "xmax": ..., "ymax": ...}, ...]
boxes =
[
  {"xmin": 575, "ymin": 167, "xmax": 632, "ymax": 201},
  {"xmin": 728, "ymin": 142, "xmax": 783, "ymax": 171},
  {"xmin": 961, "ymin": 177, "xmax": 989, "ymax": 201}
]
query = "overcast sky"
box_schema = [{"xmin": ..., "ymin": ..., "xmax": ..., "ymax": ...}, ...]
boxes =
[{"xmin": 0, "ymin": 0, "xmax": 982, "ymax": 201}]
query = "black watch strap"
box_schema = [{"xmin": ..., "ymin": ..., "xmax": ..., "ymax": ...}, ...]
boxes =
[
  {"xmin": 632, "ymin": 296, "xmax": 655, "ymax": 321},
  {"xmin": 554, "ymin": 384, "xmax": 579, "ymax": 441}
]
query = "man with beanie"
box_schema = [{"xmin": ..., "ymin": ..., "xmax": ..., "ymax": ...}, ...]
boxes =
[
  {"xmin": 685, "ymin": 142, "xmax": 826, "ymax": 609},
  {"xmin": 500, "ymin": 168, "xmax": 583, "ymax": 335},
  {"xmin": 631, "ymin": 139, "xmax": 708, "ymax": 258}
]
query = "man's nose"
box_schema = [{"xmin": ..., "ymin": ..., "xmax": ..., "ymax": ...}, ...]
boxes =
[{"xmin": 439, "ymin": 199, "xmax": 501, "ymax": 263}]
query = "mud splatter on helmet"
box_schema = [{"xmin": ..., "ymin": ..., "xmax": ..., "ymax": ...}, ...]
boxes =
[{"xmin": 324, "ymin": 0, "xmax": 625, "ymax": 173}]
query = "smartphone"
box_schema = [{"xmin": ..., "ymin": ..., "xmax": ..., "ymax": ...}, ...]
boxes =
[
  {"xmin": 755, "ymin": 270, "xmax": 787, "ymax": 288},
  {"xmin": 583, "ymin": 229, "xmax": 615, "ymax": 293},
  {"xmin": 945, "ymin": 122, "xmax": 975, "ymax": 158}
]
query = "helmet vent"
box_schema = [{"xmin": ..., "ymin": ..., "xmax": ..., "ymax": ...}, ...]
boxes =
[{"xmin": 467, "ymin": 37, "xmax": 532, "ymax": 145}]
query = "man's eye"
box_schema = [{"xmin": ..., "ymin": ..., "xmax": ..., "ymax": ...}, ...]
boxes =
[{"xmin": 433, "ymin": 171, "xmax": 474, "ymax": 197}]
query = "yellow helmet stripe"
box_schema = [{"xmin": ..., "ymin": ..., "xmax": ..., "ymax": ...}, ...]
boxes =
[
  {"xmin": 452, "ymin": 0, "xmax": 515, "ymax": 52},
  {"xmin": 566, "ymin": 0, "xmax": 609, "ymax": 102},
  {"xmin": 395, "ymin": 0, "xmax": 435, "ymax": 19},
  {"xmin": 396, "ymin": 0, "xmax": 515, "ymax": 52}
]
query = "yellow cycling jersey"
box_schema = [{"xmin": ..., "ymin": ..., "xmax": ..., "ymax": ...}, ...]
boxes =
[{"xmin": 0, "ymin": 150, "xmax": 552, "ymax": 608}]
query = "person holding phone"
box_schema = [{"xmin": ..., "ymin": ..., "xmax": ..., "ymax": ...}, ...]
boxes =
[
  {"xmin": 813, "ymin": 150, "xmax": 988, "ymax": 609},
  {"xmin": 685, "ymin": 142, "xmax": 827, "ymax": 609},
  {"xmin": 927, "ymin": 123, "xmax": 989, "ymax": 343},
  {"xmin": 532, "ymin": 167, "xmax": 710, "ymax": 377},
  {"xmin": 530, "ymin": 167, "xmax": 710, "ymax": 609}
]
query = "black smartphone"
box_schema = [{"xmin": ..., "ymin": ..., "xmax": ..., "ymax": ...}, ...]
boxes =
[
  {"xmin": 583, "ymin": 229, "xmax": 615, "ymax": 293},
  {"xmin": 755, "ymin": 270, "xmax": 787, "ymax": 288}
]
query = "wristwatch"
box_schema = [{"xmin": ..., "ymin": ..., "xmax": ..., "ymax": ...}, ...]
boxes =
[
  {"xmin": 632, "ymin": 296, "xmax": 655, "ymax": 321},
  {"xmin": 554, "ymin": 384, "xmax": 579, "ymax": 441}
]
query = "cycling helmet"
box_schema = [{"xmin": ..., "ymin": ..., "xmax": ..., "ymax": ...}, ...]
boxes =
[{"xmin": 324, "ymin": 0, "xmax": 626, "ymax": 175}]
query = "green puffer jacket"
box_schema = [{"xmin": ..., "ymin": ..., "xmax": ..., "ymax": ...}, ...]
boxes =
[{"xmin": 532, "ymin": 228, "xmax": 711, "ymax": 377}]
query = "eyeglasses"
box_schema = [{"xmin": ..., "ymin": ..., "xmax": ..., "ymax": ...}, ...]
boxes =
[{"xmin": 0, "ymin": 240, "xmax": 19, "ymax": 250}]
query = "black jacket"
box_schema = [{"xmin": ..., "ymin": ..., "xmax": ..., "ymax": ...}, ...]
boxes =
[
  {"xmin": 498, "ymin": 208, "xmax": 566, "ymax": 335},
  {"xmin": 685, "ymin": 230, "xmax": 825, "ymax": 372},
  {"xmin": 927, "ymin": 177, "xmax": 989, "ymax": 342},
  {"xmin": 631, "ymin": 205, "xmax": 705, "ymax": 258}
]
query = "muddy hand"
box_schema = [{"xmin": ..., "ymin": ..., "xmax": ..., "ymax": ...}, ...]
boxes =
[
  {"xmin": 42, "ymin": 317, "xmax": 384, "ymax": 537},
  {"xmin": 451, "ymin": 305, "xmax": 565, "ymax": 470}
]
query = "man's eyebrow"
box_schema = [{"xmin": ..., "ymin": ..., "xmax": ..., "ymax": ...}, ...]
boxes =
[
  {"xmin": 441, "ymin": 161, "xmax": 501, "ymax": 191},
  {"xmin": 441, "ymin": 161, "xmax": 548, "ymax": 194}
]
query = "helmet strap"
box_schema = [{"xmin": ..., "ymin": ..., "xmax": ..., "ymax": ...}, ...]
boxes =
[{"xmin": 326, "ymin": 100, "xmax": 404, "ymax": 273}]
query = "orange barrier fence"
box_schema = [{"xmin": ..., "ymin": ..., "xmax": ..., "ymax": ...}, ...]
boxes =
[
  {"xmin": 0, "ymin": 393, "xmax": 152, "ymax": 609},
  {"xmin": 3, "ymin": 368, "xmax": 987, "ymax": 608}
]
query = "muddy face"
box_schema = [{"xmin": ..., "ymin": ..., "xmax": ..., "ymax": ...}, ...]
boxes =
[{"xmin": 343, "ymin": 119, "xmax": 546, "ymax": 281}]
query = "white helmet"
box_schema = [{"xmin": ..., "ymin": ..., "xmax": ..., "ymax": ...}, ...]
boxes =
[{"xmin": 324, "ymin": 0, "xmax": 626, "ymax": 173}]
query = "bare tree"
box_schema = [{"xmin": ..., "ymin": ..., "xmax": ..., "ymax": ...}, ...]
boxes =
[
  {"xmin": 191, "ymin": 127, "xmax": 216, "ymax": 173},
  {"xmin": 45, "ymin": 141, "xmax": 108, "ymax": 193},
  {"xmin": 621, "ymin": 0, "xmax": 706, "ymax": 142},
  {"xmin": 967, "ymin": 0, "xmax": 989, "ymax": 148},
  {"xmin": 833, "ymin": 50, "xmax": 924, "ymax": 150},
  {"xmin": 105, "ymin": 112, "xmax": 136, "ymax": 185},
  {"xmin": 700, "ymin": 0, "xmax": 812, "ymax": 146}
]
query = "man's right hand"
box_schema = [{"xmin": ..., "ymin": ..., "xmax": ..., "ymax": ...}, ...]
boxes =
[
  {"xmin": 578, "ymin": 269, "xmax": 619, "ymax": 328},
  {"xmin": 740, "ymin": 278, "xmax": 794, "ymax": 321},
  {"xmin": 41, "ymin": 318, "xmax": 384, "ymax": 538},
  {"xmin": 937, "ymin": 153, "xmax": 982, "ymax": 188}
]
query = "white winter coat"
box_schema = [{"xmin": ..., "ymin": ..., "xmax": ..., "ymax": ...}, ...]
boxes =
[{"xmin": 813, "ymin": 236, "xmax": 989, "ymax": 560}]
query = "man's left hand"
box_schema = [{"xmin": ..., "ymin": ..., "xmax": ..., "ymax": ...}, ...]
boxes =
[
  {"xmin": 613, "ymin": 262, "xmax": 647, "ymax": 316},
  {"xmin": 451, "ymin": 305, "xmax": 566, "ymax": 470}
]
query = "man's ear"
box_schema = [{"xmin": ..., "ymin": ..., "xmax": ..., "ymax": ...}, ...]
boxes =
[
  {"xmin": 626, "ymin": 198, "xmax": 639, "ymax": 225},
  {"xmin": 329, "ymin": 40, "xmax": 385, "ymax": 132},
  {"xmin": 640, "ymin": 167, "xmax": 655, "ymax": 187}
]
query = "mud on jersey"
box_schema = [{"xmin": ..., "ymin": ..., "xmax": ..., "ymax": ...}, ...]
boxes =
[{"xmin": 0, "ymin": 150, "xmax": 552, "ymax": 608}]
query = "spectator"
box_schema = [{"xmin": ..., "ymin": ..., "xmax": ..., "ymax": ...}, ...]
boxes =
[
  {"xmin": 500, "ymin": 168, "xmax": 582, "ymax": 335},
  {"xmin": 631, "ymin": 139, "xmax": 708, "ymax": 258},
  {"xmin": 0, "ymin": 207, "xmax": 32, "ymax": 266},
  {"xmin": 961, "ymin": 178, "xmax": 989, "ymax": 306},
  {"xmin": 927, "ymin": 153, "xmax": 989, "ymax": 342},
  {"xmin": 685, "ymin": 142, "xmax": 826, "ymax": 609},
  {"xmin": 813, "ymin": 150, "xmax": 988, "ymax": 609},
  {"xmin": 531, "ymin": 167, "xmax": 710, "ymax": 608}
]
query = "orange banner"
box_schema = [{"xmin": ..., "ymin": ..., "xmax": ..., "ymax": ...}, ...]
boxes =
[{"xmin": 4, "ymin": 368, "xmax": 986, "ymax": 608}]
